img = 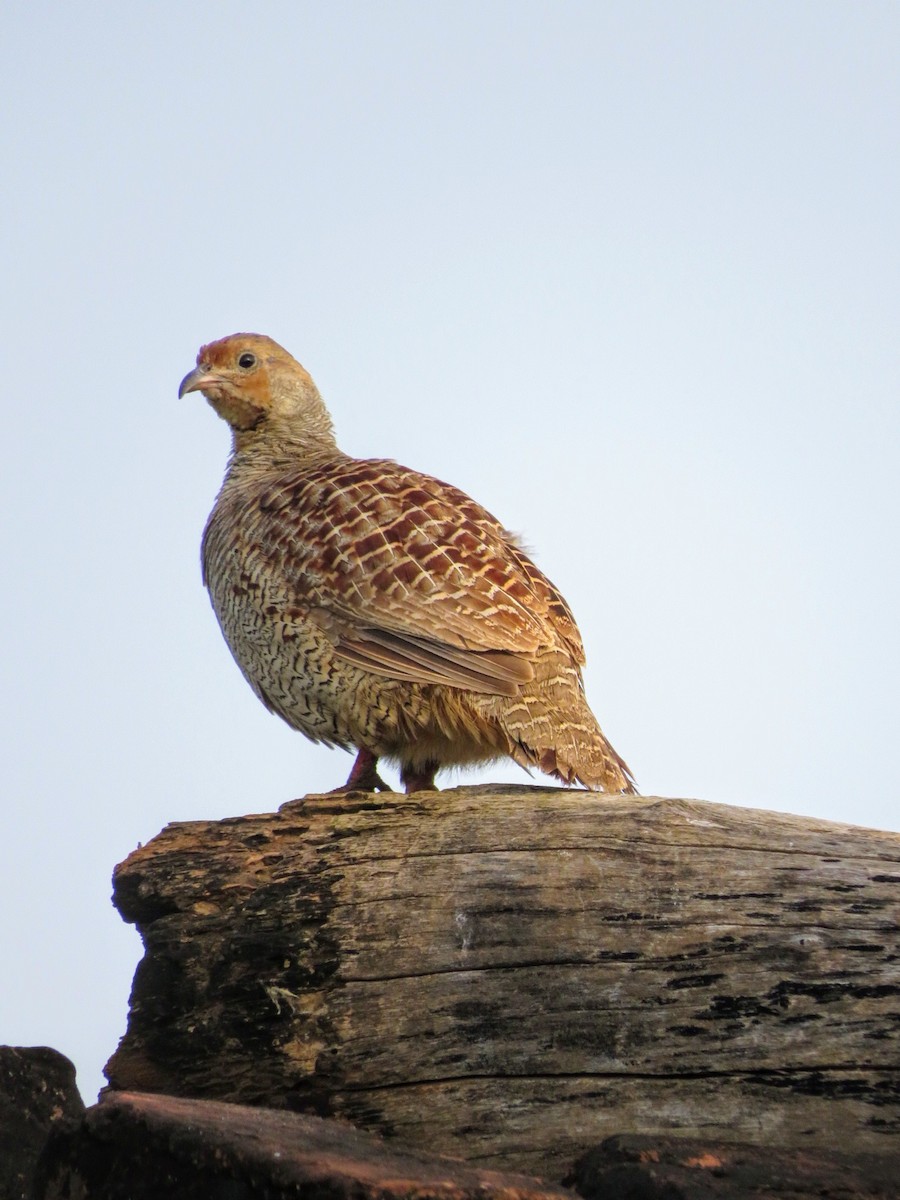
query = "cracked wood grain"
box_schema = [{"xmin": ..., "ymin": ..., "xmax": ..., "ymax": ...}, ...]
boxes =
[{"xmin": 105, "ymin": 787, "xmax": 900, "ymax": 1178}]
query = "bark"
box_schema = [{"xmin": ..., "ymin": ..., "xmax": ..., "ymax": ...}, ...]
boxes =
[{"xmin": 104, "ymin": 786, "xmax": 900, "ymax": 1179}]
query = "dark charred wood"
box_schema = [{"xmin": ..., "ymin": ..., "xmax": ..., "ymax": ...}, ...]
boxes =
[{"xmin": 0, "ymin": 1046, "xmax": 84, "ymax": 1200}]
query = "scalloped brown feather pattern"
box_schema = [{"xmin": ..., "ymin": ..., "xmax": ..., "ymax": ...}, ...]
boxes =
[
  {"xmin": 192, "ymin": 332, "xmax": 635, "ymax": 794},
  {"xmin": 254, "ymin": 461, "xmax": 564, "ymax": 653}
]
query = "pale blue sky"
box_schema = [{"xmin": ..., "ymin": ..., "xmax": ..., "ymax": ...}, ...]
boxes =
[{"xmin": 2, "ymin": 1, "xmax": 898, "ymax": 1102}]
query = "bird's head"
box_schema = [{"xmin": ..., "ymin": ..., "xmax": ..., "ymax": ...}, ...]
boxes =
[{"xmin": 179, "ymin": 333, "xmax": 336, "ymax": 450}]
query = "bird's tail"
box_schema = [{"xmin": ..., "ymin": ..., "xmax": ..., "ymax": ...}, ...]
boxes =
[
  {"xmin": 529, "ymin": 727, "xmax": 636, "ymax": 793},
  {"xmin": 494, "ymin": 654, "xmax": 636, "ymax": 793}
]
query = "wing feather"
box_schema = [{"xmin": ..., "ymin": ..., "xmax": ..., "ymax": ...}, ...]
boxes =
[{"xmin": 245, "ymin": 456, "xmax": 583, "ymax": 689}]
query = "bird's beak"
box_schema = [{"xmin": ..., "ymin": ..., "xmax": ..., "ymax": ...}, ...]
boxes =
[{"xmin": 178, "ymin": 365, "xmax": 220, "ymax": 398}]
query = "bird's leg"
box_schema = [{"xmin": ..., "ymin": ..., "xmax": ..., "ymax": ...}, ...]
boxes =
[
  {"xmin": 400, "ymin": 760, "xmax": 439, "ymax": 793},
  {"xmin": 331, "ymin": 748, "xmax": 394, "ymax": 793}
]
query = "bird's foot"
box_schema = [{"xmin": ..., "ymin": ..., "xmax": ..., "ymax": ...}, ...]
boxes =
[
  {"xmin": 330, "ymin": 748, "xmax": 394, "ymax": 794},
  {"xmin": 400, "ymin": 760, "xmax": 439, "ymax": 794}
]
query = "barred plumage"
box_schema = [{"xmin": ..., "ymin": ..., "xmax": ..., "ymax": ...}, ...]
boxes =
[{"xmin": 180, "ymin": 333, "xmax": 635, "ymax": 794}]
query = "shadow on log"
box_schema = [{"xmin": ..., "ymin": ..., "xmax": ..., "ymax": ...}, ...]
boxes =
[{"xmin": 104, "ymin": 787, "xmax": 900, "ymax": 1179}]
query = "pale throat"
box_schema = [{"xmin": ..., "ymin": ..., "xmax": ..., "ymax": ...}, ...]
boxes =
[{"xmin": 230, "ymin": 405, "xmax": 341, "ymax": 465}]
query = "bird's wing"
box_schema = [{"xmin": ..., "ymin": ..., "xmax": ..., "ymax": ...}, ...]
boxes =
[{"xmin": 252, "ymin": 457, "xmax": 585, "ymax": 693}]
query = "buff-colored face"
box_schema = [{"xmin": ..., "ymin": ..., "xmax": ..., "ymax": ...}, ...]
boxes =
[{"xmin": 179, "ymin": 332, "xmax": 315, "ymax": 431}]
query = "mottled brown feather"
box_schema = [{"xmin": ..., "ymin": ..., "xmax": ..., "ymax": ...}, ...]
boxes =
[
  {"xmin": 253, "ymin": 460, "xmax": 565, "ymax": 660},
  {"xmin": 187, "ymin": 332, "xmax": 636, "ymax": 794}
]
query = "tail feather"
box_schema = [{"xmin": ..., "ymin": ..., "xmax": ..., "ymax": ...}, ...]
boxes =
[
  {"xmin": 511, "ymin": 724, "xmax": 636, "ymax": 794},
  {"xmin": 494, "ymin": 649, "xmax": 636, "ymax": 793}
]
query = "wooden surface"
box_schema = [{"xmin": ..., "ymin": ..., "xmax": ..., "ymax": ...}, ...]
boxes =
[
  {"xmin": 105, "ymin": 787, "xmax": 900, "ymax": 1178},
  {"xmin": 37, "ymin": 1091, "xmax": 574, "ymax": 1200},
  {"xmin": 569, "ymin": 1133, "xmax": 900, "ymax": 1199},
  {"xmin": 0, "ymin": 1047, "xmax": 84, "ymax": 1200},
  {"xmin": 36, "ymin": 1093, "xmax": 900, "ymax": 1200}
]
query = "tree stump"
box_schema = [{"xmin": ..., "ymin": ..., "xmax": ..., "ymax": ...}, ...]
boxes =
[{"xmin": 105, "ymin": 787, "xmax": 900, "ymax": 1179}]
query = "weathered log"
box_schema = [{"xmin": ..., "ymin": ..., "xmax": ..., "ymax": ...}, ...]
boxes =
[
  {"xmin": 34, "ymin": 1092, "xmax": 900, "ymax": 1200},
  {"xmin": 569, "ymin": 1133, "xmax": 900, "ymax": 1199},
  {"xmin": 36, "ymin": 1090, "xmax": 573, "ymax": 1200},
  {"xmin": 105, "ymin": 787, "xmax": 900, "ymax": 1178}
]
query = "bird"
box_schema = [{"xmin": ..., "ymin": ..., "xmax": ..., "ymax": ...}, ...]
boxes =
[{"xmin": 180, "ymin": 333, "xmax": 635, "ymax": 795}]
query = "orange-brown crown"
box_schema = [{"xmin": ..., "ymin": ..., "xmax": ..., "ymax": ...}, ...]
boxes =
[{"xmin": 179, "ymin": 333, "xmax": 324, "ymax": 437}]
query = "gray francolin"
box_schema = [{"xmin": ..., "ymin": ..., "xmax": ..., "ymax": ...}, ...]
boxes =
[{"xmin": 180, "ymin": 333, "xmax": 635, "ymax": 795}]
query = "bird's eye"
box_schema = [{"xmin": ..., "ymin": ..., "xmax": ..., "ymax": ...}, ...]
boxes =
[{"xmin": 238, "ymin": 352, "xmax": 257, "ymax": 370}]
